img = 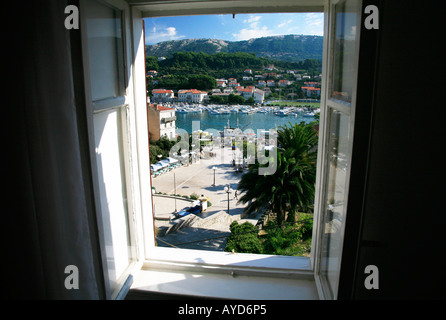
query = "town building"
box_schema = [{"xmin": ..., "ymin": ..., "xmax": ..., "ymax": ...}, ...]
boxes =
[
  {"xmin": 253, "ymin": 88, "xmax": 265, "ymax": 104},
  {"xmin": 237, "ymin": 87, "xmax": 254, "ymax": 100},
  {"xmin": 301, "ymin": 86, "xmax": 321, "ymax": 97},
  {"xmin": 227, "ymin": 78, "xmax": 240, "ymax": 87},
  {"xmin": 146, "ymin": 70, "xmax": 158, "ymax": 77},
  {"xmin": 304, "ymin": 81, "xmax": 321, "ymax": 87},
  {"xmin": 236, "ymin": 86, "xmax": 264, "ymax": 104},
  {"xmin": 147, "ymin": 103, "xmax": 176, "ymax": 141},
  {"xmin": 178, "ymin": 89, "xmax": 208, "ymax": 103},
  {"xmin": 265, "ymin": 64, "xmax": 275, "ymax": 70},
  {"xmin": 151, "ymin": 89, "xmax": 174, "ymax": 103},
  {"xmin": 278, "ymin": 79, "xmax": 292, "ymax": 87},
  {"xmin": 216, "ymin": 80, "xmax": 227, "ymax": 87}
]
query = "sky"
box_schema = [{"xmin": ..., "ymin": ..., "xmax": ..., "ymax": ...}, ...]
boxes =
[{"xmin": 144, "ymin": 13, "xmax": 323, "ymax": 45}]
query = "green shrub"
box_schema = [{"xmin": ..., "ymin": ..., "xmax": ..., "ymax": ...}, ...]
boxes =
[
  {"xmin": 262, "ymin": 216, "xmax": 313, "ymax": 256},
  {"xmin": 190, "ymin": 192, "xmax": 199, "ymax": 200},
  {"xmin": 224, "ymin": 221, "xmax": 263, "ymax": 254},
  {"xmin": 224, "ymin": 215, "xmax": 313, "ymax": 256}
]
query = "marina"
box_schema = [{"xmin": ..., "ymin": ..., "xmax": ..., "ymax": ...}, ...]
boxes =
[{"xmin": 160, "ymin": 103, "xmax": 319, "ymax": 133}]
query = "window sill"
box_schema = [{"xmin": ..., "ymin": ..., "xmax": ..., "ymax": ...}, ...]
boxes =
[{"xmin": 129, "ymin": 248, "xmax": 319, "ymax": 300}]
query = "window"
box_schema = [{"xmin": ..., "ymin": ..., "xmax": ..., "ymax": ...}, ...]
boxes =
[
  {"xmin": 80, "ymin": 0, "xmax": 141, "ymax": 299},
  {"xmin": 81, "ymin": 0, "xmax": 361, "ymax": 300},
  {"xmin": 85, "ymin": 0, "xmax": 125, "ymax": 101},
  {"xmin": 314, "ymin": 0, "xmax": 361, "ymax": 299}
]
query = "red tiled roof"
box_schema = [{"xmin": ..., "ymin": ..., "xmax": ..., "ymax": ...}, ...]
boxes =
[
  {"xmin": 157, "ymin": 105, "xmax": 174, "ymax": 111},
  {"xmin": 178, "ymin": 89, "xmax": 206, "ymax": 94},
  {"xmin": 148, "ymin": 103, "xmax": 174, "ymax": 111},
  {"xmin": 152, "ymin": 89, "xmax": 173, "ymax": 94}
]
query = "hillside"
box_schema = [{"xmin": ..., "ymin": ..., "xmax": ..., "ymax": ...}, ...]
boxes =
[{"xmin": 146, "ymin": 34, "xmax": 323, "ymax": 63}]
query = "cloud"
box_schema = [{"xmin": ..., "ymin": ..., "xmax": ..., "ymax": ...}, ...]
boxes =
[
  {"xmin": 244, "ymin": 15, "xmax": 262, "ymax": 24},
  {"xmin": 232, "ymin": 13, "xmax": 323, "ymax": 41},
  {"xmin": 146, "ymin": 26, "xmax": 185, "ymax": 44},
  {"xmin": 232, "ymin": 15, "xmax": 277, "ymax": 41},
  {"xmin": 277, "ymin": 19, "xmax": 292, "ymax": 28},
  {"xmin": 303, "ymin": 13, "xmax": 324, "ymax": 35},
  {"xmin": 232, "ymin": 26, "xmax": 276, "ymax": 41}
]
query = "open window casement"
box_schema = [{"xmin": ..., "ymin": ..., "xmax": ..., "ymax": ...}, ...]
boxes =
[
  {"xmin": 79, "ymin": 0, "xmax": 150, "ymax": 299},
  {"xmin": 313, "ymin": 0, "xmax": 362, "ymax": 300}
]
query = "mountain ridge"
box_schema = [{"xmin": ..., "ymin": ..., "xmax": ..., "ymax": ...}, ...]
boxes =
[{"xmin": 146, "ymin": 34, "xmax": 323, "ymax": 62}]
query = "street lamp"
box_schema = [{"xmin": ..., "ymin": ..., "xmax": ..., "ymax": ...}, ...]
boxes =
[
  {"xmin": 212, "ymin": 166, "xmax": 216, "ymax": 186},
  {"xmin": 224, "ymin": 184, "xmax": 231, "ymax": 215}
]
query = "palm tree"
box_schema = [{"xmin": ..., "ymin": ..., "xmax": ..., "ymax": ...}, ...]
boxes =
[{"xmin": 237, "ymin": 122, "xmax": 318, "ymax": 227}]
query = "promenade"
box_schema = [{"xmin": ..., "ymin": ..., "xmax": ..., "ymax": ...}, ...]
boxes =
[{"xmin": 151, "ymin": 145, "xmax": 262, "ymax": 251}]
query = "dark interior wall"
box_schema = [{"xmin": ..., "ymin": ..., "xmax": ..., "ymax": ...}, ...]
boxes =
[
  {"xmin": 349, "ymin": 1, "xmax": 445, "ymax": 299},
  {"xmin": 3, "ymin": 0, "xmax": 104, "ymax": 299}
]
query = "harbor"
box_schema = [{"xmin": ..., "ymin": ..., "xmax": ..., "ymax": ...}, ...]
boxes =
[{"xmin": 164, "ymin": 102, "xmax": 320, "ymax": 133}]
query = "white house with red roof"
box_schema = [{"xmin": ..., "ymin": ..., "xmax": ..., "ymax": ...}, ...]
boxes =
[
  {"xmin": 301, "ymin": 86, "xmax": 321, "ymax": 97},
  {"xmin": 151, "ymin": 89, "xmax": 174, "ymax": 102},
  {"xmin": 178, "ymin": 89, "xmax": 208, "ymax": 103},
  {"xmin": 237, "ymin": 87, "xmax": 253, "ymax": 100},
  {"xmin": 278, "ymin": 79, "xmax": 292, "ymax": 87},
  {"xmin": 253, "ymin": 89, "xmax": 265, "ymax": 104},
  {"xmin": 236, "ymin": 86, "xmax": 265, "ymax": 104}
]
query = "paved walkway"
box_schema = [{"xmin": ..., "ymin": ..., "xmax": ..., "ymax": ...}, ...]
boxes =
[{"xmin": 151, "ymin": 146, "xmax": 261, "ymax": 251}]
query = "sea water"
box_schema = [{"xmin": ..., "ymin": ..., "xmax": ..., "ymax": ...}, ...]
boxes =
[{"xmin": 175, "ymin": 111, "xmax": 315, "ymax": 133}]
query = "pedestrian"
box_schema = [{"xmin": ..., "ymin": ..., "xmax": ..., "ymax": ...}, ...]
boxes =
[{"xmin": 234, "ymin": 190, "xmax": 238, "ymax": 200}]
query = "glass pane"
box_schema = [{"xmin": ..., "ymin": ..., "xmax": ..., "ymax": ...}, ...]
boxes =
[
  {"xmin": 85, "ymin": 0, "xmax": 124, "ymax": 101},
  {"xmin": 320, "ymin": 109, "xmax": 350, "ymax": 298},
  {"xmin": 330, "ymin": 0, "xmax": 359, "ymax": 103},
  {"xmin": 93, "ymin": 108, "xmax": 132, "ymax": 293}
]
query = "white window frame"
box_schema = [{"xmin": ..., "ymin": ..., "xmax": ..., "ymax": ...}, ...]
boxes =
[
  {"xmin": 80, "ymin": 0, "xmax": 150, "ymax": 299},
  {"xmin": 312, "ymin": 0, "xmax": 362, "ymax": 299},
  {"xmin": 83, "ymin": 0, "xmax": 364, "ymax": 299}
]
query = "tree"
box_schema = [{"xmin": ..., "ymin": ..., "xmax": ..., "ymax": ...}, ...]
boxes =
[
  {"xmin": 209, "ymin": 95, "xmax": 227, "ymax": 104},
  {"xmin": 188, "ymin": 74, "xmax": 216, "ymax": 90},
  {"xmin": 228, "ymin": 93, "xmax": 245, "ymax": 105},
  {"xmin": 145, "ymin": 55, "xmax": 159, "ymax": 71},
  {"xmin": 237, "ymin": 122, "xmax": 318, "ymax": 226},
  {"xmin": 149, "ymin": 136, "xmax": 178, "ymax": 163},
  {"xmin": 246, "ymin": 96, "xmax": 255, "ymax": 105}
]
